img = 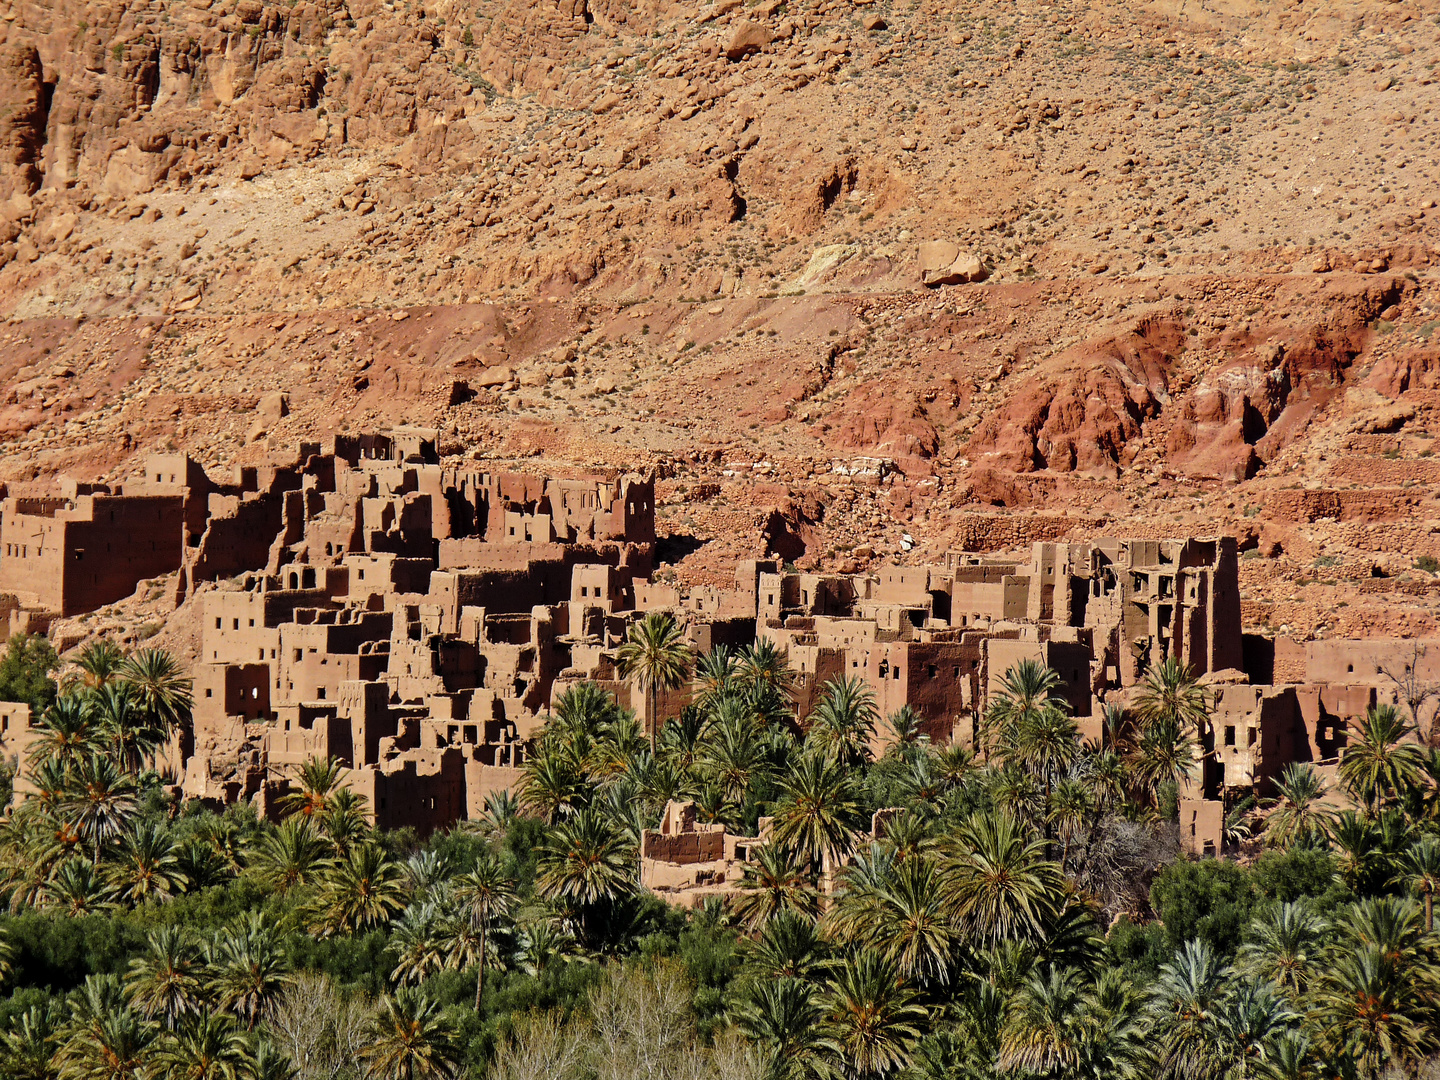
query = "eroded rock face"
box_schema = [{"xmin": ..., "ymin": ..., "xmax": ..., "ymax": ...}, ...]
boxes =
[
  {"xmin": 966, "ymin": 320, "xmax": 1178, "ymax": 477},
  {"xmin": 0, "ymin": 43, "xmax": 45, "ymax": 204}
]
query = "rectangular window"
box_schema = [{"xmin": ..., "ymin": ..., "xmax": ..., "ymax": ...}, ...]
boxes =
[
  {"xmin": 1224, "ymin": 726, "xmax": 1235, "ymax": 747},
  {"xmin": 216, "ymin": 618, "xmax": 222, "ymax": 629}
]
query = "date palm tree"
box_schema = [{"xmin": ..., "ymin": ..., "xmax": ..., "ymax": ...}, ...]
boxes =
[
  {"xmin": 360, "ymin": 989, "xmax": 459, "ymax": 1080},
  {"xmin": 818, "ymin": 950, "xmax": 926, "ymax": 1080},
  {"xmin": 279, "ymin": 756, "xmax": 346, "ymax": 820},
  {"xmin": 59, "ymin": 752, "xmax": 137, "ymax": 865},
  {"xmin": 318, "ymin": 787, "xmax": 372, "ymax": 857},
  {"xmin": 742, "ymin": 909, "xmax": 829, "ymax": 982},
  {"xmin": 206, "ymin": 919, "xmax": 293, "ymax": 1028},
  {"xmin": 1076, "ymin": 968, "xmax": 1150, "ymax": 1080},
  {"xmin": 1235, "ymin": 900, "xmax": 1329, "ymax": 1001},
  {"xmin": 990, "ymin": 763, "xmax": 1044, "ymax": 830},
  {"xmin": 1149, "ymin": 939, "xmax": 1229, "ymax": 1080},
  {"xmin": 474, "ymin": 789, "xmax": 522, "ymax": 839},
  {"xmin": 826, "ymin": 843, "xmax": 897, "ymax": 947},
  {"xmin": 451, "ymin": 853, "xmax": 517, "ymax": 1011},
  {"xmin": 999, "ymin": 965, "xmax": 1089, "ymax": 1076},
  {"xmin": 117, "ymin": 647, "xmax": 193, "ymax": 739},
  {"xmin": 0, "ymin": 1002, "xmax": 62, "ymax": 1080},
  {"xmin": 807, "ymin": 676, "xmax": 879, "ymax": 768},
  {"xmin": 999, "ymin": 699, "xmax": 1080, "ymax": 806},
  {"xmin": 0, "ymin": 805, "xmax": 70, "ymax": 911},
  {"xmin": 734, "ymin": 977, "xmax": 825, "ymax": 1080},
  {"xmin": 1127, "ymin": 718, "xmax": 1198, "ymax": 812},
  {"xmin": 70, "ymin": 639, "xmax": 127, "ymax": 693},
  {"xmin": 944, "ymin": 811, "xmax": 1065, "ymax": 948},
  {"xmin": 1261, "ymin": 1032, "xmax": 1317, "ymax": 1080},
  {"xmin": 517, "ymin": 746, "xmax": 586, "ymax": 824},
  {"xmin": 251, "ymin": 815, "xmax": 330, "ymax": 895},
  {"xmin": 1047, "ymin": 776, "xmax": 1094, "ymax": 868},
  {"xmin": 1312, "ymin": 939, "xmax": 1432, "ymax": 1079},
  {"xmin": 25, "ymin": 753, "xmax": 76, "ymax": 818},
  {"xmin": 90, "ymin": 682, "xmax": 167, "ymax": 775},
  {"xmin": 1212, "ymin": 978, "xmax": 1298, "ymax": 1080},
  {"xmin": 192, "ymin": 815, "xmax": 248, "ymax": 877},
  {"xmin": 732, "ymin": 843, "xmax": 819, "ymax": 931},
  {"xmin": 657, "ymin": 705, "xmax": 707, "ymax": 772},
  {"xmin": 314, "ymin": 842, "xmax": 409, "ymax": 937},
  {"xmin": 536, "ymin": 807, "xmax": 634, "ymax": 942},
  {"xmin": 869, "ymin": 855, "xmax": 961, "ymax": 990},
  {"xmin": 1328, "ymin": 812, "xmax": 1384, "ymax": 894},
  {"xmin": 1339, "ymin": 704, "xmax": 1425, "ymax": 815},
  {"xmin": 691, "ymin": 645, "xmax": 737, "ymax": 713},
  {"xmin": 884, "ymin": 705, "xmax": 926, "ymax": 756},
  {"xmin": 615, "ymin": 611, "xmax": 692, "ymax": 750},
  {"xmin": 984, "ymin": 660, "xmax": 1067, "ymax": 762},
  {"xmin": 932, "ymin": 744, "xmax": 976, "ymax": 791},
  {"xmin": 151, "ymin": 1013, "xmax": 256, "ymax": 1080},
  {"xmin": 45, "ymin": 857, "xmax": 116, "ymax": 915},
  {"xmin": 388, "ymin": 903, "xmax": 450, "ymax": 989},
  {"xmin": 1263, "ymin": 763, "xmax": 1331, "ymax": 849},
  {"xmin": 736, "ymin": 638, "xmax": 796, "ymax": 698},
  {"xmin": 513, "ymin": 917, "xmax": 581, "ymax": 977},
  {"xmin": 551, "ymin": 680, "xmax": 625, "ymax": 740},
  {"xmin": 1135, "ymin": 658, "xmax": 1212, "ymax": 735},
  {"xmin": 702, "ymin": 708, "xmax": 772, "ymax": 805},
  {"xmin": 125, "ymin": 926, "xmax": 210, "ymax": 1032},
  {"xmin": 29, "ymin": 695, "xmax": 100, "ymax": 767},
  {"xmin": 205, "ymin": 921, "xmax": 292, "ymax": 1031},
  {"xmin": 771, "ymin": 753, "xmax": 863, "ymax": 889},
  {"xmin": 54, "ymin": 975, "xmax": 156, "ymax": 1080},
  {"xmin": 106, "ymin": 821, "xmax": 188, "ymax": 904},
  {"xmin": 1394, "ymin": 832, "xmax": 1440, "ymax": 932}
]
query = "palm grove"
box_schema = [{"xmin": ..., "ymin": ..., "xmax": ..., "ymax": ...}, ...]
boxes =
[{"xmin": 0, "ymin": 614, "xmax": 1434, "ymax": 1080}]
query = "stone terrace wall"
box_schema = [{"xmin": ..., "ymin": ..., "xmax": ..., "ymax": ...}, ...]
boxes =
[
  {"xmin": 950, "ymin": 513, "xmax": 1106, "ymax": 553},
  {"xmin": 1263, "ymin": 488, "xmax": 1421, "ymax": 523}
]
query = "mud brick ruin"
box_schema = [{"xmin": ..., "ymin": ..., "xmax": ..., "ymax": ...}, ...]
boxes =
[{"xmin": 0, "ymin": 430, "xmax": 1430, "ymax": 868}]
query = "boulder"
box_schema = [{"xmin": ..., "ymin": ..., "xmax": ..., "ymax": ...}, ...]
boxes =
[
  {"xmin": 919, "ymin": 241, "xmax": 985, "ymax": 286},
  {"xmin": 257, "ymin": 391, "xmax": 289, "ymax": 424},
  {"xmin": 725, "ymin": 21, "xmax": 773, "ymax": 61},
  {"xmin": 476, "ymin": 365, "xmax": 514, "ymax": 388}
]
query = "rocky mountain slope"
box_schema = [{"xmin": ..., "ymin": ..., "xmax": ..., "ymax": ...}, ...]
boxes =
[{"xmin": 1, "ymin": 0, "xmax": 1439, "ymax": 647}]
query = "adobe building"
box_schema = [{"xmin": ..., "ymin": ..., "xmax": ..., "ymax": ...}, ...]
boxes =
[
  {"xmin": 0, "ymin": 489, "xmax": 185, "ymax": 616},
  {"xmin": 0, "ymin": 431, "xmax": 1428, "ymax": 850}
]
